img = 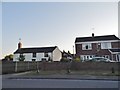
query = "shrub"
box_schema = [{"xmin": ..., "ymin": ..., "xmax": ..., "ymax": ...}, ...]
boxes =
[
  {"xmin": 60, "ymin": 58, "xmax": 70, "ymax": 62},
  {"xmin": 74, "ymin": 57, "xmax": 80, "ymax": 62}
]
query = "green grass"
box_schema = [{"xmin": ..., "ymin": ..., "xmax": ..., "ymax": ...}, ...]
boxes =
[
  {"xmin": 23, "ymin": 70, "xmax": 120, "ymax": 76},
  {"xmin": 71, "ymin": 70, "xmax": 120, "ymax": 76}
]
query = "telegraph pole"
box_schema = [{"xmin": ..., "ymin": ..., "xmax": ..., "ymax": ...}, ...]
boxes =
[{"xmin": 73, "ymin": 45, "xmax": 75, "ymax": 58}]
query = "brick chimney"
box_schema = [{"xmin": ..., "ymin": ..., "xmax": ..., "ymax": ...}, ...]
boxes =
[
  {"xmin": 92, "ymin": 33, "xmax": 94, "ymax": 38},
  {"xmin": 18, "ymin": 42, "xmax": 22, "ymax": 49}
]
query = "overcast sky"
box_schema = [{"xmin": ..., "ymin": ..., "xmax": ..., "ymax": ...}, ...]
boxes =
[{"xmin": 1, "ymin": 1, "xmax": 119, "ymax": 58}]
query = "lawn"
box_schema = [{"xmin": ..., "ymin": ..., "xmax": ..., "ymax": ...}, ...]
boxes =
[{"xmin": 23, "ymin": 70, "xmax": 120, "ymax": 76}]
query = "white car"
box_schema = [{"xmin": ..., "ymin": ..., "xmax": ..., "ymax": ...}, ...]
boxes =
[{"xmin": 86, "ymin": 57, "xmax": 115, "ymax": 62}]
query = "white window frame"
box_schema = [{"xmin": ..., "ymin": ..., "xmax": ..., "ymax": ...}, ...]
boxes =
[
  {"xmin": 116, "ymin": 54, "xmax": 120, "ymax": 62},
  {"xmin": 101, "ymin": 42, "xmax": 111, "ymax": 49},
  {"xmin": 82, "ymin": 43, "xmax": 92, "ymax": 50},
  {"xmin": 80, "ymin": 55, "xmax": 95, "ymax": 61}
]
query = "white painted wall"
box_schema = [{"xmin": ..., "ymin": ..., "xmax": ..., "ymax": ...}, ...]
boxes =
[
  {"xmin": 24, "ymin": 53, "xmax": 32, "ymax": 61},
  {"xmin": 52, "ymin": 47, "xmax": 62, "ymax": 61},
  {"xmin": 13, "ymin": 53, "xmax": 32, "ymax": 61},
  {"xmin": 37, "ymin": 52, "xmax": 52, "ymax": 61},
  {"xmin": 13, "ymin": 54, "xmax": 19, "ymax": 61},
  {"xmin": 13, "ymin": 52, "xmax": 53, "ymax": 61},
  {"xmin": 37, "ymin": 53, "xmax": 44, "ymax": 61}
]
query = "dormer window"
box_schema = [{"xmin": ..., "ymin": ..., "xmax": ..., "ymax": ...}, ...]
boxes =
[{"xmin": 82, "ymin": 43, "xmax": 92, "ymax": 50}]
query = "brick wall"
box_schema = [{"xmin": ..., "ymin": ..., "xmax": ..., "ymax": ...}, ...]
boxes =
[
  {"xmin": 111, "ymin": 42, "xmax": 120, "ymax": 48},
  {"xmin": 75, "ymin": 44, "xmax": 111, "ymax": 57}
]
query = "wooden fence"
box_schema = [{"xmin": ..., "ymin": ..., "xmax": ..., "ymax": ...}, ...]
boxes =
[{"xmin": 2, "ymin": 61, "xmax": 120, "ymax": 74}]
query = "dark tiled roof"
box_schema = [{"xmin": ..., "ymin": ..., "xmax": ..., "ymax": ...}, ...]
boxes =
[
  {"xmin": 14, "ymin": 46, "xmax": 57, "ymax": 54},
  {"xmin": 75, "ymin": 35, "xmax": 120, "ymax": 43},
  {"xmin": 109, "ymin": 49, "xmax": 120, "ymax": 53}
]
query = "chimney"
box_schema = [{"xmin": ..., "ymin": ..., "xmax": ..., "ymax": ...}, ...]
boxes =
[
  {"xmin": 18, "ymin": 42, "xmax": 22, "ymax": 49},
  {"xmin": 92, "ymin": 33, "xmax": 94, "ymax": 38}
]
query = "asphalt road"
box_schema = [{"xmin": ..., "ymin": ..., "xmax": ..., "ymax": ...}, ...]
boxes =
[{"xmin": 2, "ymin": 78, "xmax": 119, "ymax": 88}]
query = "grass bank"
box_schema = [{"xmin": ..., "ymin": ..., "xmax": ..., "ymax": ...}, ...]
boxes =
[{"xmin": 22, "ymin": 70, "xmax": 120, "ymax": 76}]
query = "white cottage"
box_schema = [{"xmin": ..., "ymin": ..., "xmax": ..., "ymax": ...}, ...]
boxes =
[{"xmin": 13, "ymin": 42, "xmax": 62, "ymax": 61}]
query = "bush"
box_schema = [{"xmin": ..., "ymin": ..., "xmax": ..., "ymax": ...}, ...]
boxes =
[
  {"xmin": 17, "ymin": 54, "xmax": 25, "ymax": 61},
  {"xmin": 74, "ymin": 57, "xmax": 80, "ymax": 62},
  {"xmin": 60, "ymin": 58, "xmax": 70, "ymax": 62}
]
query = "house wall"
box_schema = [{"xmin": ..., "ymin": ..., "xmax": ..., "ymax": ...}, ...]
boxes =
[
  {"xmin": 13, "ymin": 53, "xmax": 33, "ymax": 61},
  {"xmin": 13, "ymin": 53, "xmax": 52, "ymax": 61},
  {"xmin": 52, "ymin": 47, "xmax": 62, "ymax": 61},
  {"xmin": 76, "ymin": 43, "xmax": 98, "ymax": 55},
  {"xmin": 37, "ymin": 53, "xmax": 52, "ymax": 61},
  {"xmin": 13, "ymin": 54, "xmax": 19, "ymax": 61},
  {"xmin": 76, "ymin": 43, "xmax": 111, "ymax": 55},
  {"xmin": 111, "ymin": 41, "xmax": 120, "ymax": 48},
  {"xmin": 24, "ymin": 53, "xmax": 32, "ymax": 61},
  {"xmin": 75, "ymin": 41, "xmax": 119, "ymax": 61}
]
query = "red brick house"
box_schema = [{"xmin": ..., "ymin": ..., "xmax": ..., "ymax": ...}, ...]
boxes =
[{"xmin": 75, "ymin": 34, "xmax": 120, "ymax": 62}]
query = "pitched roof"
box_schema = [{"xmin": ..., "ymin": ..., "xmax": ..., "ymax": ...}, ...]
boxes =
[
  {"xmin": 75, "ymin": 35, "xmax": 120, "ymax": 43},
  {"xmin": 14, "ymin": 46, "xmax": 57, "ymax": 54}
]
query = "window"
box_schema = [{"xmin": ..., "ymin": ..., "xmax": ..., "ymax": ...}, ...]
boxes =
[
  {"xmin": 87, "ymin": 56, "xmax": 89, "ymax": 59},
  {"xmin": 44, "ymin": 53, "xmax": 48, "ymax": 57},
  {"xmin": 117, "ymin": 54, "xmax": 120, "ymax": 62},
  {"xmin": 82, "ymin": 43, "xmax": 92, "ymax": 50},
  {"xmin": 41, "ymin": 58, "xmax": 46, "ymax": 61},
  {"xmin": 102, "ymin": 55, "xmax": 110, "ymax": 59},
  {"xmin": 81, "ymin": 55, "xmax": 94, "ymax": 61},
  {"xmin": 102, "ymin": 55, "xmax": 105, "ymax": 58},
  {"xmin": 80, "ymin": 56, "xmax": 84, "ymax": 61},
  {"xmin": 33, "ymin": 53, "xmax": 36, "ymax": 57},
  {"xmin": 32, "ymin": 59, "xmax": 36, "ymax": 61},
  {"xmin": 105, "ymin": 55, "xmax": 110, "ymax": 59},
  {"xmin": 97, "ymin": 43, "xmax": 101, "ymax": 50},
  {"xmin": 101, "ymin": 42, "xmax": 111, "ymax": 49},
  {"xmin": 84, "ymin": 56, "xmax": 86, "ymax": 60},
  {"xmin": 90, "ymin": 56, "xmax": 93, "ymax": 58}
]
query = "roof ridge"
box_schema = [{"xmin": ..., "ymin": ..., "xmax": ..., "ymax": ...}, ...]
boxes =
[
  {"xmin": 21, "ymin": 46, "xmax": 57, "ymax": 49},
  {"xmin": 75, "ymin": 35, "xmax": 119, "ymax": 43},
  {"xmin": 14, "ymin": 46, "xmax": 57, "ymax": 54},
  {"xmin": 76, "ymin": 35, "xmax": 116, "ymax": 38}
]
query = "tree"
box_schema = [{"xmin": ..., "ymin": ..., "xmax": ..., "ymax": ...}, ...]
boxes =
[
  {"xmin": 60, "ymin": 57, "xmax": 69, "ymax": 62},
  {"xmin": 4, "ymin": 54, "xmax": 13, "ymax": 61},
  {"xmin": 17, "ymin": 54, "xmax": 25, "ymax": 61}
]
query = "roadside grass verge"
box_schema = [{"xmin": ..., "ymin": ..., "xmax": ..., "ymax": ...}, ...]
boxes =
[{"xmin": 22, "ymin": 70, "xmax": 120, "ymax": 76}]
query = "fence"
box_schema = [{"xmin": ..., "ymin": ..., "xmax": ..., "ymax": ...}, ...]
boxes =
[
  {"xmin": 2, "ymin": 61, "xmax": 120, "ymax": 74},
  {"xmin": 2, "ymin": 61, "xmax": 37, "ymax": 74}
]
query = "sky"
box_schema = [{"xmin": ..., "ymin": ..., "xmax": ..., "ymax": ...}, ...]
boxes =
[{"xmin": 1, "ymin": 1, "xmax": 119, "ymax": 59}]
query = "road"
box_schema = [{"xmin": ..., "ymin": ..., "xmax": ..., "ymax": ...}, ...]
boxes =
[{"xmin": 2, "ymin": 78, "xmax": 119, "ymax": 88}]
